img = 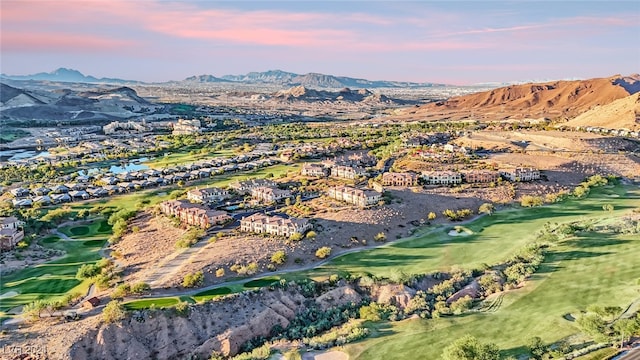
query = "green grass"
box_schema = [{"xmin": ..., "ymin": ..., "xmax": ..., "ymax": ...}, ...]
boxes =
[
  {"xmin": 143, "ymin": 149, "xmax": 235, "ymax": 168},
  {"xmin": 123, "ymin": 297, "xmax": 180, "ymax": 310},
  {"xmin": 339, "ymin": 186, "xmax": 640, "ymax": 359},
  {"xmin": 69, "ymin": 226, "xmax": 90, "ymax": 236},
  {"xmin": 0, "ymin": 129, "xmax": 30, "ymax": 143},
  {"xmin": 0, "ymin": 220, "xmax": 110, "ymax": 313},
  {"xmin": 243, "ymin": 277, "xmax": 281, "ymax": 288},
  {"xmin": 573, "ymin": 347, "xmax": 619, "ymax": 360}
]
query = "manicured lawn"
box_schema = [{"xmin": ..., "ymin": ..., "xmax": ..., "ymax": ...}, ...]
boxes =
[
  {"xmin": 308, "ymin": 185, "xmax": 638, "ymax": 280},
  {"xmin": 0, "ymin": 221, "xmax": 110, "ymax": 313},
  {"xmin": 243, "ymin": 277, "xmax": 281, "ymax": 288},
  {"xmin": 123, "ymin": 297, "xmax": 180, "ymax": 310},
  {"xmin": 339, "ymin": 186, "xmax": 640, "ymax": 359},
  {"xmin": 144, "ymin": 149, "xmax": 235, "ymax": 168}
]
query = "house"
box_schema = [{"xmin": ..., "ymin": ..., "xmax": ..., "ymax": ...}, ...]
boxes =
[
  {"xmin": 229, "ymin": 179, "xmax": 277, "ymax": 194},
  {"xmin": 50, "ymin": 184, "xmax": 70, "ymax": 194},
  {"xmin": 251, "ymin": 186, "xmax": 291, "ymax": 203},
  {"xmin": 83, "ymin": 297, "xmax": 101, "ymax": 308},
  {"xmin": 420, "ymin": 171, "xmax": 463, "ymax": 185},
  {"xmin": 326, "ymin": 186, "xmax": 382, "ymax": 207},
  {"xmin": 10, "ymin": 187, "xmax": 30, "ymax": 198},
  {"xmin": 240, "ymin": 213, "xmax": 311, "ymax": 237},
  {"xmin": 463, "ymin": 170, "xmax": 500, "ymax": 183},
  {"xmin": 500, "ymin": 167, "xmax": 541, "ymax": 182},
  {"xmin": 381, "ymin": 172, "xmax": 418, "ymax": 187},
  {"xmin": 160, "ymin": 200, "xmax": 231, "ymax": 228},
  {"xmin": 330, "ymin": 165, "xmax": 367, "ymax": 180},
  {"xmin": 87, "ymin": 187, "xmax": 109, "ymax": 198},
  {"xmin": 12, "ymin": 198, "xmax": 33, "ymax": 207},
  {"xmin": 301, "ymin": 163, "xmax": 328, "ymax": 177},
  {"xmin": 32, "ymin": 186, "xmax": 51, "ymax": 196},
  {"xmin": 51, "ymin": 193, "xmax": 72, "ymax": 203},
  {"xmin": 187, "ymin": 187, "xmax": 229, "ymax": 203},
  {"xmin": 32, "ymin": 195, "xmax": 53, "ymax": 205},
  {"xmin": 69, "ymin": 190, "xmax": 90, "ymax": 200},
  {"xmin": 0, "ymin": 217, "xmax": 24, "ymax": 251}
]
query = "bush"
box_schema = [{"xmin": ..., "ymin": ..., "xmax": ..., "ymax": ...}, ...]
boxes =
[
  {"xmin": 183, "ymin": 271, "xmax": 204, "ymax": 288},
  {"xmin": 283, "ymin": 348, "xmax": 302, "ymax": 360},
  {"xmin": 111, "ymin": 284, "xmax": 131, "ymax": 299},
  {"xmin": 450, "ymin": 295, "xmax": 473, "ymax": 314},
  {"xmin": 103, "ymin": 300, "xmax": 126, "ymax": 323},
  {"xmin": 76, "ymin": 263, "xmax": 100, "ymax": 279},
  {"xmin": 374, "ymin": 232, "xmax": 387, "ymax": 242},
  {"xmin": 428, "ymin": 212, "xmax": 437, "ymax": 220},
  {"xmin": 271, "ymin": 250, "xmax": 287, "ymax": 265},
  {"xmin": 130, "ymin": 282, "xmax": 150, "ymax": 294},
  {"xmin": 216, "ymin": 268, "xmax": 225, "ymax": 277},
  {"xmin": 306, "ymin": 230, "xmax": 317, "ymax": 239},
  {"xmin": 174, "ymin": 301, "xmax": 189, "ymax": 316},
  {"xmin": 290, "ymin": 233, "xmax": 303, "ymax": 241},
  {"xmin": 521, "ymin": 195, "xmax": 544, "ymax": 207},
  {"xmin": 315, "ymin": 247, "xmax": 331, "ymax": 259}
]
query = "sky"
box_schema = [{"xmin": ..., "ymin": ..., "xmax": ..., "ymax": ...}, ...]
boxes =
[{"xmin": 1, "ymin": 1, "xmax": 638, "ymax": 85}]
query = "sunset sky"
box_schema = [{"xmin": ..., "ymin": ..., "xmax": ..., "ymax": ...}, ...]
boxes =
[{"xmin": 1, "ymin": 1, "xmax": 638, "ymax": 85}]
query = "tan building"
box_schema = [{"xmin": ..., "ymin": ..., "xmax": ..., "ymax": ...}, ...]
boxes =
[
  {"xmin": 160, "ymin": 200, "xmax": 230, "ymax": 228},
  {"xmin": 330, "ymin": 166, "xmax": 367, "ymax": 180},
  {"xmin": 172, "ymin": 119, "xmax": 202, "ymax": 135},
  {"xmin": 229, "ymin": 179, "xmax": 277, "ymax": 194},
  {"xmin": 240, "ymin": 213, "xmax": 311, "ymax": 237},
  {"xmin": 421, "ymin": 171, "xmax": 463, "ymax": 185},
  {"xmin": 250, "ymin": 186, "xmax": 291, "ymax": 203},
  {"xmin": 500, "ymin": 167, "xmax": 541, "ymax": 182},
  {"xmin": 327, "ymin": 186, "xmax": 382, "ymax": 207},
  {"xmin": 187, "ymin": 187, "xmax": 229, "ymax": 203},
  {"xmin": 381, "ymin": 172, "xmax": 418, "ymax": 187},
  {"xmin": 0, "ymin": 217, "xmax": 25, "ymax": 251},
  {"xmin": 464, "ymin": 170, "xmax": 500, "ymax": 183},
  {"xmin": 301, "ymin": 163, "xmax": 328, "ymax": 177}
]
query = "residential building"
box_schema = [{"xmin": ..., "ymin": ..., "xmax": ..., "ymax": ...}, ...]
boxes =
[
  {"xmin": 500, "ymin": 167, "xmax": 541, "ymax": 182},
  {"xmin": 421, "ymin": 171, "xmax": 463, "ymax": 185},
  {"xmin": 240, "ymin": 213, "xmax": 310, "ymax": 237},
  {"xmin": 160, "ymin": 200, "xmax": 231, "ymax": 228},
  {"xmin": 327, "ymin": 186, "xmax": 382, "ymax": 207},
  {"xmin": 381, "ymin": 172, "xmax": 418, "ymax": 187},
  {"xmin": 463, "ymin": 170, "xmax": 500, "ymax": 183},
  {"xmin": 187, "ymin": 187, "xmax": 229, "ymax": 203},
  {"xmin": 330, "ymin": 165, "xmax": 367, "ymax": 180},
  {"xmin": 301, "ymin": 163, "xmax": 328, "ymax": 177},
  {"xmin": 250, "ymin": 186, "xmax": 291, "ymax": 203},
  {"xmin": 229, "ymin": 179, "xmax": 277, "ymax": 194},
  {"xmin": 172, "ymin": 119, "xmax": 202, "ymax": 135},
  {"xmin": 0, "ymin": 217, "xmax": 25, "ymax": 251}
]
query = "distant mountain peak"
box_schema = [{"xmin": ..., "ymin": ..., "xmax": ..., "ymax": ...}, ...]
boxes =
[{"xmin": 1, "ymin": 68, "xmax": 137, "ymax": 84}]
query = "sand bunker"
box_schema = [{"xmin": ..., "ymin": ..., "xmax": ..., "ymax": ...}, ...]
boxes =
[
  {"xmin": 0, "ymin": 291, "xmax": 19, "ymax": 299},
  {"xmin": 302, "ymin": 351, "xmax": 349, "ymax": 360}
]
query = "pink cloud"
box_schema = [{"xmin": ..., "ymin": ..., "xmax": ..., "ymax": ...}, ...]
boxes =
[{"xmin": 1, "ymin": 32, "xmax": 137, "ymax": 52}]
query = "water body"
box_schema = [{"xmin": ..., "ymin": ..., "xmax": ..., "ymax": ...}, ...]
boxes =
[
  {"xmin": 0, "ymin": 150, "xmax": 51, "ymax": 162},
  {"xmin": 79, "ymin": 157, "xmax": 150, "ymax": 176}
]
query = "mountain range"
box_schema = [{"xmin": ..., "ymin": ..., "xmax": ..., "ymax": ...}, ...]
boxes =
[{"xmin": 2, "ymin": 68, "xmax": 448, "ymax": 88}]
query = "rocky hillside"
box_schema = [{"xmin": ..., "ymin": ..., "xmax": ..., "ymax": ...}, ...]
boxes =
[
  {"xmin": 563, "ymin": 93, "xmax": 640, "ymax": 131},
  {"xmin": 399, "ymin": 74, "xmax": 640, "ymax": 122},
  {"xmin": 272, "ymin": 86, "xmax": 402, "ymax": 104}
]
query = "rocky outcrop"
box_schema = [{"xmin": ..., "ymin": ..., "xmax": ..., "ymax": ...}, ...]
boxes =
[
  {"xmin": 69, "ymin": 288, "xmax": 307, "ymax": 359},
  {"xmin": 371, "ymin": 284, "xmax": 416, "ymax": 309},
  {"xmin": 315, "ymin": 285, "xmax": 363, "ymax": 310}
]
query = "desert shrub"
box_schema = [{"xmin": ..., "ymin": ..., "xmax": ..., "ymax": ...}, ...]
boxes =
[
  {"xmin": 130, "ymin": 282, "xmax": 150, "ymax": 294},
  {"xmin": 374, "ymin": 232, "xmax": 387, "ymax": 242},
  {"xmin": 306, "ymin": 230, "xmax": 317, "ymax": 239},
  {"xmin": 428, "ymin": 212, "xmax": 437, "ymax": 220},
  {"xmin": 289, "ymin": 233, "xmax": 303, "ymax": 241},
  {"xmin": 271, "ymin": 250, "xmax": 287, "ymax": 265},
  {"xmin": 315, "ymin": 247, "xmax": 331, "ymax": 259},
  {"xmin": 111, "ymin": 284, "xmax": 131, "ymax": 299},
  {"xmin": 521, "ymin": 195, "xmax": 544, "ymax": 207},
  {"xmin": 283, "ymin": 348, "xmax": 302, "ymax": 360},
  {"xmin": 174, "ymin": 301, "xmax": 189, "ymax": 316},
  {"xmin": 450, "ymin": 295, "xmax": 473, "ymax": 314},
  {"xmin": 216, "ymin": 268, "xmax": 225, "ymax": 277},
  {"xmin": 183, "ymin": 271, "xmax": 204, "ymax": 288},
  {"xmin": 103, "ymin": 300, "xmax": 126, "ymax": 323}
]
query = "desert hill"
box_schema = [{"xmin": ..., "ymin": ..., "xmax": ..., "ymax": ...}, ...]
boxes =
[
  {"xmin": 0, "ymin": 83, "xmax": 158, "ymax": 126},
  {"xmin": 398, "ymin": 74, "xmax": 640, "ymax": 122},
  {"xmin": 272, "ymin": 85, "xmax": 401, "ymax": 104},
  {"xmin": 563, "ymin": 92, "xmax": 640, "ymax": 131}
]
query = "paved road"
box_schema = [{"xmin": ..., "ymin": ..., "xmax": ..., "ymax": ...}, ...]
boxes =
[{"xmin": 620, "ymin": 347, "xmax": 640, "ymax": 360}]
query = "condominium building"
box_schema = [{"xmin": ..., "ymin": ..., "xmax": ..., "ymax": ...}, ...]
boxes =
[
  {"xmin": 330, "ymin": 166, "xmax": 367, "ymax": 180},
  {"xmin": 500, "ymin": 167, "xmax": 541, "ymax": 182},
  {"xmin": 326, "ymin": 186, "xmax": 382, "ymax": 207},
  {"xmin": 160, "ymin": 200, "xmax": 231, "ymax": 228},
  {"xmin": 301, "ymin": 163, "xmax": 329, "ymax": 177},
  {"xmin": 0, "ymin": 217, "xmax": 25, "ymax": 251},
  {"xmin": 187, "ymin": 187, "xmax": 230, "ymax": 203},
  {"xmin": 421, "ymin": 171, "xmax": 463, "ymax": 185},
  {"xmin": 381, "ymin": 172, "xmax": 418, "ymax": 187},
  {"xmin": 250, "ymin": 186, "xmax": 291, "ymax": 203},
  {"xmin": 229, "ymin": 179, "xmax": 277, "ymax": 194},
  {"xmin": 240, "ymin": 213, "xmax": 311, "ymax": 237},
  {"xmin": 463, "ymin": 170, "xmax": 500, "ymax": 183}
]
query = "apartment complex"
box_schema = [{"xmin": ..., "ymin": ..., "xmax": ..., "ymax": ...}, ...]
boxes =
[
  {"xmin": 381, "ymin": 172, "xmax": 418, "ymax": 187},
  {"xmin": 500, "ymin": 167, "xmax": 541, "ymax": 182},
  {"xmin": 330, "ymin": 166, "xmax": 367, "ymax": 180},
  {"xmin": 0, "ymin": 216, "xmax": 25, "ymax": 251},
  {"xmin": 421, "ymin": 171, "xmax": 463, "ymax": 185},
  {"xmin": 327, "ymin": 186, "xmax": 382, "ymax": 207},
  {"xmin": 240, "ymin": 213, "xmax": 311, "ymax": 237},
  {"xmin": 250, "ymin": 186, "xmax": 291, "ymax": 203},
  {"xmin": 463, "ymin": 170, "xmax": 500, "ymax": 183},
  {"xmin": 229, "ymin": 179, "xmax": 277, "ymax": 194},
  {"xmin": 187, "ymin": 187, "xmax": 229, "ymax": 203},
  {"xmin": 301, "ymin": 163, "xmax": 328, "ymax": 177},
  {"xmin": 160, "ymin": 200, "xmax": 231, "ymax": 228}
]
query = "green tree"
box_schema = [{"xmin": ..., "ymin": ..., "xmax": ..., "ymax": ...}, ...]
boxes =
[
  {"xmin": 527, "ymin": 336, "xmax": 547, "ymax": 360},
  {"xmin": 576, "ymin": 313, "xmax": 607, "ymax": 342},
  {"xmin": 441, "ymin": 335, "xmax": 500, "ymax": 360}
]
